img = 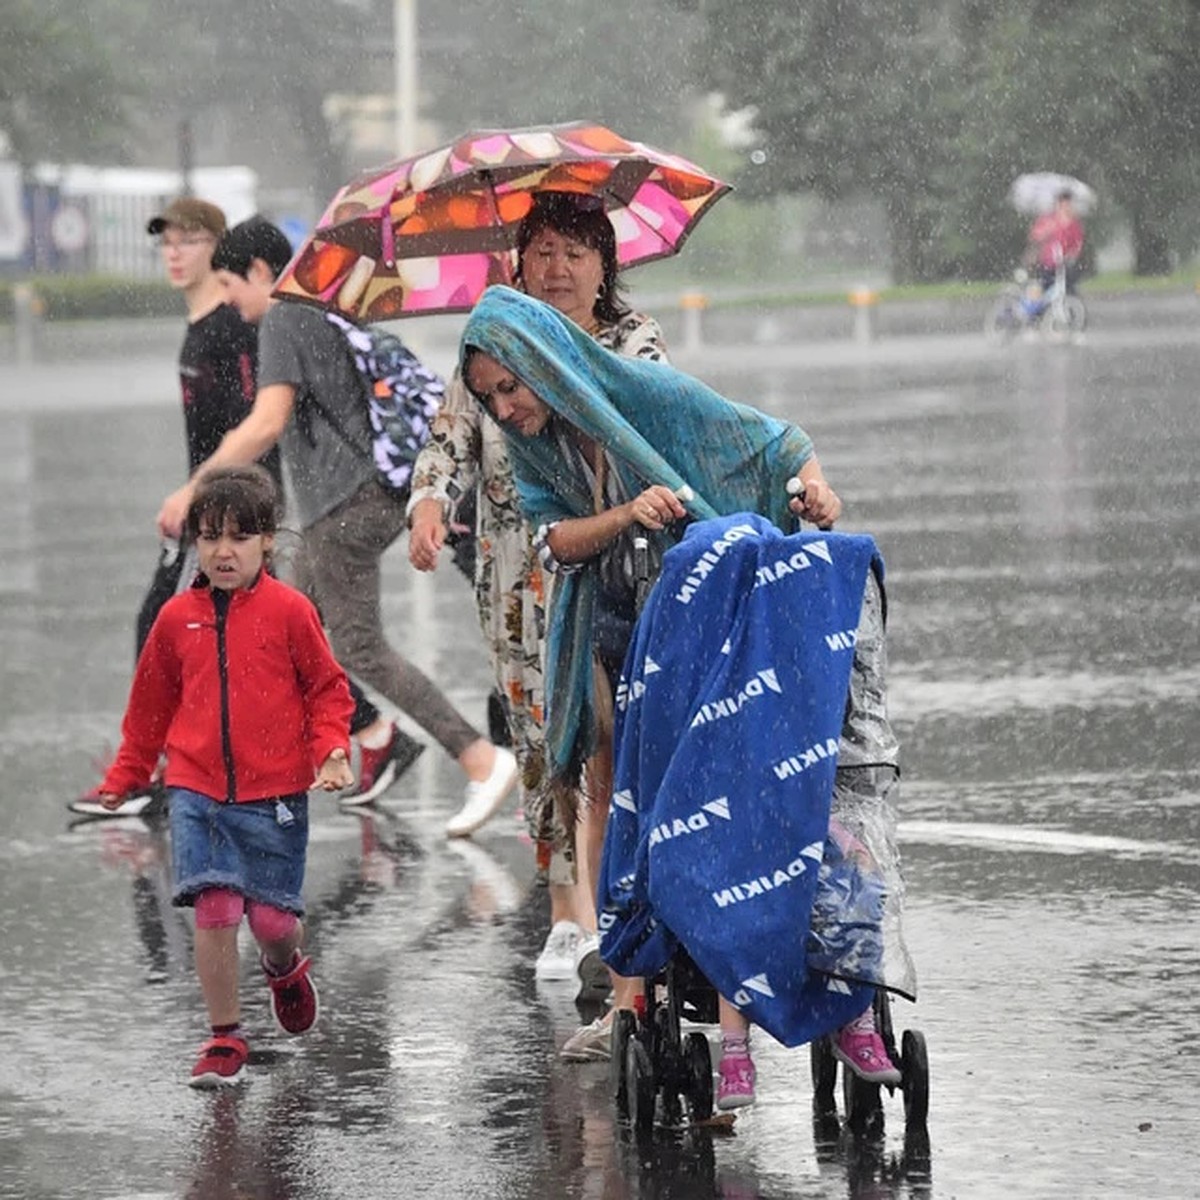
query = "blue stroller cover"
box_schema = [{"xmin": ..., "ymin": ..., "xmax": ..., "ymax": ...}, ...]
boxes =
[{"xmin": 598, "ymin": 513, "xmax": 886, "ymax": 1048}]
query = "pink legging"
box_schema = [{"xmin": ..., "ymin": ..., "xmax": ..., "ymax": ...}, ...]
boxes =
[{"xmin": 194, "ymin": 887, "xmax": 298, "ymax": 943}]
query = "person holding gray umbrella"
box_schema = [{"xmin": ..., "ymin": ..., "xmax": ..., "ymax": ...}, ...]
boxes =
[{"xmin": 1025, "ymin": 189, "xmax": 1086, "ymax": 294}]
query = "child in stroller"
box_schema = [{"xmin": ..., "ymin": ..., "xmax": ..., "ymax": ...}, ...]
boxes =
[{"xmin": 599, "ymin": 512, "xmax": 919, "ymax": 1130}]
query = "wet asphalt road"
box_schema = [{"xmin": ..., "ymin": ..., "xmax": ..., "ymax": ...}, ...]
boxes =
[{"xmin": 1, "ymin": 313, "xmax": 1198, "ymax": 1200}]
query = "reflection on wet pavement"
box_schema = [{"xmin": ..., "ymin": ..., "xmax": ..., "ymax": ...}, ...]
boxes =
[{"xmin": 2, "ymin": 328, "xmax": 1198, "ymax": 1198}]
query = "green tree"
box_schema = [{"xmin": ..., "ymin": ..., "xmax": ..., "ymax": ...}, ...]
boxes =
[
  {"xmin": 685, "ymin": 0, "xmax": 1200, "ymax": 279},
  {"xmin": 966, "ymin": 0, "xmax": 1200, "ymax": 274},
  {"xmin": 682, "ymin": 0, "xmax": 971, "ymax": 283},
  {"xmin": 0, "ymin": 0, "xmax": 129, "ymax": 163}
]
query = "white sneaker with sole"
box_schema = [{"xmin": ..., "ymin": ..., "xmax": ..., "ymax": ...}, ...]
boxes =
[
  {"xmin": 560, "ymin": 1015, "xmax": 612, "ymax": 1062},
  {"xmin": 445, "ymin": 747, "xmax": 518, "ymax": 838},
  {"xmin": 536, "ymin": 920, "xmax": 583, "ymax": 981}
]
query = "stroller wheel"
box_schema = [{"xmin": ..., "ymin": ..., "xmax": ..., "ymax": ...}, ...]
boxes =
[
  {"xmin": 901, "ymin": 1029, "xmax": 930, "ymax": 1130},
  {"xmin": 626, "ymin": 1037, "xmax": 656, "ymax": 1136},
  {"xmin": 842, "ymin": 1067, "xmax": 884, "ymax": 1137},
  {"xmin": 610, "ymin": 1010, "xmax": 637, "ymax": 1116},
  {"xmin": 810, "ymin": 1036, "xmax": 838, "ymax": 1109},
  {"xmin": 684, "ymin": 1031, "xmax": 713, "ymax": 1121}
]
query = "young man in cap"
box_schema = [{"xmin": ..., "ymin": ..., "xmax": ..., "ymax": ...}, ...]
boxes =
[
  {"xmin": 156, "ymin": 216, "xmax": 518, "ymax": 836},
  {"xmin": 71, "ymin": 198, "xmax": 255, "ymax": 816},
  {"xmin": 71, "ymin": 203, "xmax": 406, "ymax": 815}
]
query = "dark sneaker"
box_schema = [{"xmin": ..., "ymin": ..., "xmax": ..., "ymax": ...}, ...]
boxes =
[
  {"xmin": 189, "ymin": 1035, "xmax": 248, "ymax": 1089},
  {"xmin": 487, "ymin": 688, "xmax": 513, "ymax": 748},
  {"xmin": 573, "ymin": 933, "xmax": 612, "ymax": 1001},
  {"xmin": 264, "ymin": 952, "xmax": 320, "ymax": 1036},
  {"xmin": 68, "ymin": 782, "xmax": 167, "ymax": 820},
  {"xmin": 341, "ymin": 724, "xmax": 425, "ymax": 806}
]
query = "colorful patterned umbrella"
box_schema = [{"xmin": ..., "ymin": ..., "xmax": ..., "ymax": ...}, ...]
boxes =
[{"xmin": 273, "ymin": 122, "xmax": 731, "ymax": 321}]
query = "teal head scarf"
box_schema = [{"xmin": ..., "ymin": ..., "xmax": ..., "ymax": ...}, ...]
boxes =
[{"xmin": 460, "ymin": 285, "xmax": 815, "ymax": 784}]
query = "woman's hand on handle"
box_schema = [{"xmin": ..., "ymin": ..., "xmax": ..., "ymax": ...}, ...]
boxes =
[
  {"xmin": 408, "ymin": 498, "xmax": 448, "ymax": 572},
  {"xmin": 787, "ymin": 458, "xmax": 842, "ymax": 529},
  {"xmin": 626, "ymin": 485, "xmax": 687, "ymax": 532}
]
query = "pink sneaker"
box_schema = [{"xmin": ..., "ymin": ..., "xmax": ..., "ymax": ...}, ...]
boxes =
[
  {"xmin": 716, "ymin": 1051, "xmax": 757, "ymax": 1110},
  {"xmin": 833, "ymin": 1012, "xmax": 901, "ymax": 1085}
]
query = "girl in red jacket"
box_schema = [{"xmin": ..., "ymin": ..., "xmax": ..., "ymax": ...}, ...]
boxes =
[{"xmin": 100, "ymin": 465, "xmax": 354, "ymax": 1088}]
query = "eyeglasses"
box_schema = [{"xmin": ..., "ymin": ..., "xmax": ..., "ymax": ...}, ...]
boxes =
[{"xmin": 156, "ymin": 233, "xmax": 216, "ymax": 250}]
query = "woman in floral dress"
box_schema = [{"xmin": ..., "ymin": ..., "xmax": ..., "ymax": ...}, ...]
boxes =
[{"xmin": 408, "ymin": 193, "xmax": 666, "ymax": 1007}]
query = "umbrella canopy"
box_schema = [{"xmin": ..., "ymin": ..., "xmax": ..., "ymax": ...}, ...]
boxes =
[
  {"xmin": 1009, "ymin": 172, "xmax": 1097, "ymax": 217},
  {"xmin": 273, "ymin": 121, "xmax": 730, "ymax": 321}
]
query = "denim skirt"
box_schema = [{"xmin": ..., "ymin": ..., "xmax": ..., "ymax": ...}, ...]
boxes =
[{"xmin": 169, "ymin": 788, "xmax": 309, "ymax": 915}]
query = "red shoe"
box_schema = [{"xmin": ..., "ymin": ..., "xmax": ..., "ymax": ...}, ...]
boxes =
[
  {"xmin": 189, "ymin": 1035, "xmax": 248, "ymax": 1089},
  {"xmin": 342, "ymin": 724, "xmax": 425, "ymax": 806},
  {"xmin": 264, "ymin": 952, "xmax": 320, "ymax": 1035}
]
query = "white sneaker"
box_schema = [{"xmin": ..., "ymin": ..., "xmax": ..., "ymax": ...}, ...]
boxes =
[
  {"xmin": 560, "ymin": 1015, "xmax": 612, "ymax": 1062},
  {"xmin": 536, "ymin": 920, "xmax": 583, "ymax": 980},
  {"xmin": 445, "ymin": 747, "xmax": 518, "ymax": 838}
]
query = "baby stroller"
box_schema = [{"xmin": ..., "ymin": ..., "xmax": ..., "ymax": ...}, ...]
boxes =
[{"xmin": 599, "ymin": 515, "xmax": 929, "ymax": 1140}]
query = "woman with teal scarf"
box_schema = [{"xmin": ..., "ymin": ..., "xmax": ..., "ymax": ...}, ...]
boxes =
[
  {"xmin": 459, "ymin": 285, "xmax": 851, "ymax": 1095},
  {"xmin": 459, "ymin": 286, "xmax": 840, "ymax": 789}
]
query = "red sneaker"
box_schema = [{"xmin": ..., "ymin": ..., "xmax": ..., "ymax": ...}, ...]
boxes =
[
  {"xmin": 189, "ymin": 1035, "xmax": 248, "ymax": 1089},
  {"xmin": 264, "ymin": 953, "xmax": 320, "ymax": 1035},
  {"xmin": 342, "ymin": 724, "xmax": 425, "ymax": 806}
]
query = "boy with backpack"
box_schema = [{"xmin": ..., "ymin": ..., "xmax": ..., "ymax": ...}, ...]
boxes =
[{"xmin": 156, "ymin": 217, "xmax": 517, "ymax": 836}]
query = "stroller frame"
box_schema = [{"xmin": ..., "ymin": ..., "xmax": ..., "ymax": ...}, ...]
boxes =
[
  {"xmin": 608, "ymin": 535, "xmax": 931, "ymax": 1141},
  {"xmin": 610, "ymin": 949, "xmax": 718, "ymax": 1136}
]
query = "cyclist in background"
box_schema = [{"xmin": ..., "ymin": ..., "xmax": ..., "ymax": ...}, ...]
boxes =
[{"xmin": 1025, "ymin": 189, "xmax": 1085, "ymax": 294}]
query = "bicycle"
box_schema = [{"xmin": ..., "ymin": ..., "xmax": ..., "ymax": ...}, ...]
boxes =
[{"xmin": 984, "ymin": 258, "xmax": 1087, "ymax": 344}]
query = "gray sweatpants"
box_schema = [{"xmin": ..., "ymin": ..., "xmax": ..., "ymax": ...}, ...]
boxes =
[{"xmin": 293, "ymin": 481, "xmax": 481, "ymax": 758}]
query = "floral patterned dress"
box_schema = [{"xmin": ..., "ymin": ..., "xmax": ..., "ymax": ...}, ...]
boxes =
[{"xmin": 408, "ymin": 312, "xmax": 667, "ymax": 869}]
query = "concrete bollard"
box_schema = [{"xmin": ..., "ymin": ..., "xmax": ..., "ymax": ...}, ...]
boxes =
[
  {"xmin": 13, "ymin": 282, "xmax": 43, "ymax": 366},
  {"xmin": 679, "ymin": 290, "xmax": 708, "ymax": 352},
  {"xmin": 849, "ymin": 286, "xmax": 879, "ymax": 345}
]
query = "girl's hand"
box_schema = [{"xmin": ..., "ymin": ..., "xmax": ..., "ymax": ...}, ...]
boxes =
[
  {"xmin": 314, "ymin": 748, "xmax": 354, "ymax": 792},
  {"xmin": 626, "ymin": 485, "xmax": 687, "ymax": 532},
  {"xmin": 408, "ymin": 499, "xmax": 447, "ymax": 572},
  {"xmin": 99, "ymin": 792, "xmax": 126, "ymax": 811}
]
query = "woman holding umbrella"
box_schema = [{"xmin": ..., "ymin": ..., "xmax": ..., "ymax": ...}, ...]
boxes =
[
  {"xmin": 407, "ymin": 193, "xmax": 668, "ymax": 1025},
  {"xmin": 456, "ymin": 286, "xmax": 879, "ymax": 1107}
]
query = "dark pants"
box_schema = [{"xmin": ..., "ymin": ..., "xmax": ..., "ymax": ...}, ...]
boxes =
[{"xmin": 292, "ymin": 481, "xmax": 481, "ymax": 758}]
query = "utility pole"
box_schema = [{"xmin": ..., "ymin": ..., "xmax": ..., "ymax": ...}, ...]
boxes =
[
  {"xmin": 179, "ymin": 118, "xmax": 194, "ymax": 196},
  {"xmin": 394, "ymin": 0, "xmax": 417, "ymax": 158}
]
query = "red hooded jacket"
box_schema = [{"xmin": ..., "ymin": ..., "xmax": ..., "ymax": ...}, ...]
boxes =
[{"xmin": 103, "ymin": 572, "xmax": 352, "ymax": 802}]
